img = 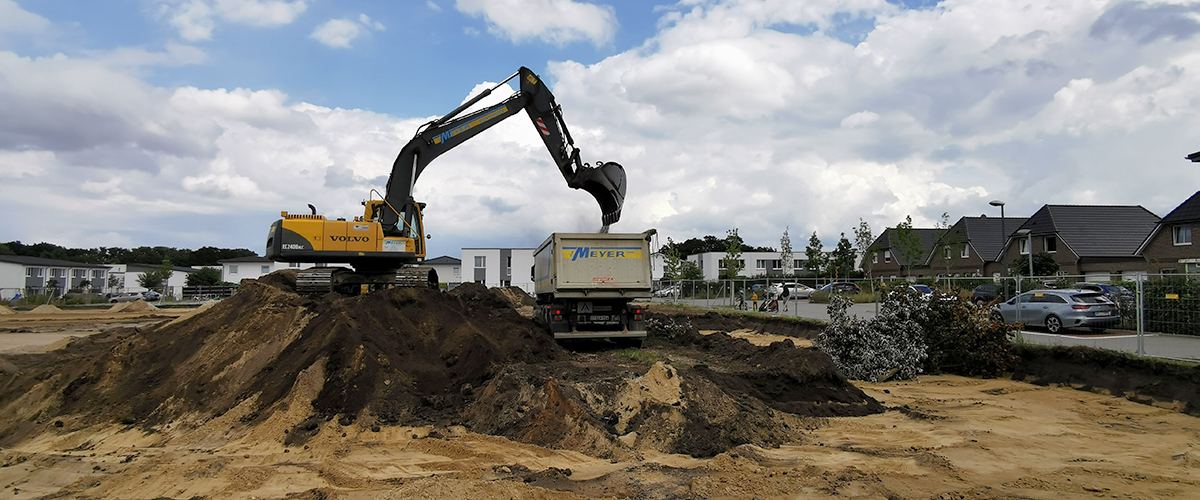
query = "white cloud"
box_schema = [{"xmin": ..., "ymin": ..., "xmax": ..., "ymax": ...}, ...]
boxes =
[
  {"xmin": 310, "ymin": 14, "xmax": 385, "ymax": 48},
  {"xmin": 4, "ymin": 0, "xmax": 1200, "ymax": 255},
  {"xmin": 456, "ymin": 0, "xmax": 618, "ymax": 46},
  {"xmin": 162, "ymin": 0, "xmax": 308, "ymax": 41},
  {"xmin": 0, "ymin": 0, "xmax": 51, "ymax": 36}
]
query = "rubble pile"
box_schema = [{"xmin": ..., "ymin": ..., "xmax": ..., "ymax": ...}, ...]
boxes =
[{"xmin": 0, "ymin": 271, "xmax": 881, "ymax": 458}]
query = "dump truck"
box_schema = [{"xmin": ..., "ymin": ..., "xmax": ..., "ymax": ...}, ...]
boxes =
[{"xmin": 533, "ymin": 230, "xmax": 655, "ymax": 345}]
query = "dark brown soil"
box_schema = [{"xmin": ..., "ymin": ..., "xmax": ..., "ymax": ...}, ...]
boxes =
[
  {"xmin": 1011, "ymin": 344, "xmax": 1200, "ymax": 415},
  {"xmin": 0, "ymin": 271, "xmax": 882, "ymax": 458},
  {"xmin": 648, "ymin": 308, "xmax": 824, "ymax": 339}
]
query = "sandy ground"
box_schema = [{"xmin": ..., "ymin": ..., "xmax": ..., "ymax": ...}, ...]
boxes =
[{"xmin": 0, "ymin": 307, "xmax": 1197, "ymax": 499}]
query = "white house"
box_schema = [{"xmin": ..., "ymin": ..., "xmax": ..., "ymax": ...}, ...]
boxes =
[
  {"xmin": 461, "ymin": 248, "xmax": 535, "ymax": 292},
  {"xmin": 0, "ymin": 255, "xmax": 110, "ymax": 299},
  {"xmin": 107, "ymin": 263, "xmax": 197, "ymax": 299},
  {"xmin": 686, "ymin": 251, "xmax": 813, "ymax": 280},
  {"xmin": 219, "ymin": 256, "xmax": 294, "ymax": 282},
  {"xmin": 424, "ymin": 255, "xmax": 462, "ymax": 286}
]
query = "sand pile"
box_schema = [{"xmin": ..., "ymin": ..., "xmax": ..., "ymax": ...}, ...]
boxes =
[
  {"xmin": 0, "ymin": 305, "xmax": 14, "ymax": 315},
  {"xmin": 107, "ymin": 300, "xmax": 159, "ymax": 313},
  {"xmin": 0, "ymin": 271, "xmax": 881, "ymax": 459},
  {"xmin": 27, "ymin": 304, "xmax": 63, "ymax": 314}
]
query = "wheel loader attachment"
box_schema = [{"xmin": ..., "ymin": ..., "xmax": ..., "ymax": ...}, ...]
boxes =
[{"xmin": 576, "ymin": 161, "xmax": 626, "ymax": 226}]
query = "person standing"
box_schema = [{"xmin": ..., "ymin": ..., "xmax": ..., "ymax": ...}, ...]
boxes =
[
  {"xmin": 779, "ymin": 285, "xmax": 791, "ymax": 312},
  {"xmin": 751, "ymin": 291, "xmax": 758, "ymax": 311}
]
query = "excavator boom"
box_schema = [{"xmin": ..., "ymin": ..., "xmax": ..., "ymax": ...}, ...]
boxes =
[{"xmin": 266, "ymin": 66, "xmax": 626, "ymax": 294}]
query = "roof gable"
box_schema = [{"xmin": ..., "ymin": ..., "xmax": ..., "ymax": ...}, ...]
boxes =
[
  {"xmin": 873, "ymin": 227, "xmax": 944, "ymax": 265},
  {"xmin": 425, "ymin": 256, "xmax": 462, "ymax": 265},
  {"xmin": 958, "ymin": 216, "xmax": 1030, "ymax": 262},
  {"xmin": 1019, "ymin": 205, "xmax": 1160, "ymax": 257},
  {"xmin": 1161, "ymin": 191, "xmax": 1200, "ymax": 223}
]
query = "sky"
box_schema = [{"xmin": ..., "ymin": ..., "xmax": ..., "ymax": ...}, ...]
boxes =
[{"xmin": 1, "ymin": 0, "xmax": 1199, "ymax": 259}]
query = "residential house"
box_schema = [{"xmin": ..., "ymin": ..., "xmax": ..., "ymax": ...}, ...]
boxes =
[
  {"xmin": 107, "ymin": 263, "xmax": 198, "ymax": 299},
  {"xmin": 684, "ymin": 251, "xmax": 812, "ymax": 280},
  {"xmin": 1138, "ymin": 191, "xmax": 1200, "ymax": 274},
  {"xmin": 0, "ymin": 255, "xmax": 110, "ymax": 299},
  {"xmin": 925, "ymin": 216, "xmax": 1029, "ymax": 277},
  {"xmin": 865, "ymin": 228, "xmax": 944, "ymax": 279},
  {"xmin": 424, "ymin": 255, "xmax": 462, "ymax": 285},
  {"xmin": 1000, "ymin": 204, "xmax": 1159, "ymax": 281},
  {"xmin": 220, "ymin": 256, "xmax": 287, "ymax": 282},
  {"xmin": 461, "ymin": 248, "xmax": 535, "ymax": 291}
]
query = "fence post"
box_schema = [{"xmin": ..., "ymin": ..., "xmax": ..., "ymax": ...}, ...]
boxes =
[{"xmin": 1136, "ymin": 275, "xmax": 1145, "ymax": 356}]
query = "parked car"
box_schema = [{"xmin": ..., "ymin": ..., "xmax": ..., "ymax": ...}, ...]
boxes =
[
  {"xmin": 109, "ymin": 292, "xmax": 144, "ymax": 303},
  {"xmin": 970, "ymin": 284, "xmax": 1000, "ymax": 304},
  {"xmin": 770, "ymin": 282, "xmax": 815, "ymax": 299},
  {"xmin": 653, "ymin": 285, "xmax": 680, "ymax": 298},
  {"xmin": 820, "ymin": 282, "xmax": 862, "ymax": 294},
  {"xmin": 1072, "ymin": 282, "xmax": 1134, "ymax": 301},
  {"xmin": 991, "ymin": 289, "xmax": 1119, "ymax": 334},
  {"xmin": 141, "ymin": 290, "xmax": 162, "ymax": 301},
  {"xmin": 909, "ymin": 284, "xmax": 934, "ymax": 299}
]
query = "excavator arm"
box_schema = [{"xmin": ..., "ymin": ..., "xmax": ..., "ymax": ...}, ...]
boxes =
[{"xmin": 380, "ymin": 67, "xmax": 626, "ymax": 234}]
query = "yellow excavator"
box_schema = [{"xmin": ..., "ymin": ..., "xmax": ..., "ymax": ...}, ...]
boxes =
[{"xmin": 265, "ymin": 67, "xmax": 627, "ymax": 294}]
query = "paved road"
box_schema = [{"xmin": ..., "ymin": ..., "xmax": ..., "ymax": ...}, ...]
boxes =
[{"xmin": 652, "ymin": 297, "xmax": 1200, "ymax": 362}]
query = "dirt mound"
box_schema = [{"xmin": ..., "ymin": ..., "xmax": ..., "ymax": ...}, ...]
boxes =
[
  {"xmin": 652, "ymin": 308, "xmax": 824, "ymax": 339},
  {"xmin": 0, "ymin": 273, "xmax": 566, "ymax": 446},
  {"xmin": 27, "ymin": 304, "xmax": 63, "ymax": 314},
  {"xmin": 0, "ymin": 305, "xmax": 14, "ymax": 315},
  {"xmin": 107, "ymin": 300, "xmax": 159, "ymax": 313},
  {"xmin": 0, "ymin": 272, "xmax": 880, "ymax": 459}
]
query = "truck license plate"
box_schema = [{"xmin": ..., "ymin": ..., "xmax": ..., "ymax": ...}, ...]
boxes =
[
  {"xmin": 590, "ymin": 315, "xmax": 610, "ymax": 321},
  {"xmin": 1094, "ymin": 311, "xmax": 1111, "ymax": 316}
]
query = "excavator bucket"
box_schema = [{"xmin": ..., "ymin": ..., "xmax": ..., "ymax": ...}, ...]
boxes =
[{"xmin": 576, "ymin": 161, "xmax": 626, "ymax": 226}]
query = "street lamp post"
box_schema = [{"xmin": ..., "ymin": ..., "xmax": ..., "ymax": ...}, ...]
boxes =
[{"xmin": 989, "ymin": 200, "xmax": 1005, "ymax": 275}]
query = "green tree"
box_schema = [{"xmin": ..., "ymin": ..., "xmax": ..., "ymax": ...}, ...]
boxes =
[
  {"xmin": 894, "ymin": 215, "xmax": 924, "ymax": 277},
  {"xmin": 804, "ymin": 231, "xmax": 826, "ymax": 274},
  {"xmin": 780, "ymin": 226, "xmax": 795, "ymax": 277},
  {"xmin": 854, "ymin": 218, "xmax": 874, "ymax": 276},
  {"xmin": 934, "ymin": 212, "xmax": 968, "ymax": 275},
  {"xmin": 186, "ymin": 267, "xmax": 224, "ymax": 286},
  {"xmin": 827, "ymin": 233, "xmax": 856, "ymax": 279},
  {"xmin": 679, "ymin": 261, "xmax": 704, "ymax": 280},
  {"xmin": 138, "ymin": 259, "xmax": 175, "ymax": 290},
  {"xmin": 1012, "ymin": 252, "xmax": 1059, "ymax": 277},
  {"xmin": 720, "ymin": 229, "xmax": 745, "ymax": 279}
]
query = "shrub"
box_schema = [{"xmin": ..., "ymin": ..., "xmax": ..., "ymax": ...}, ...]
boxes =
[
  {"xmin": 816, "ymin": 293, "xmax": 926, "ymax": 381},
  {"xmin": 915, "ymin": 289, "xmax": 1016, "ymax": 377}
]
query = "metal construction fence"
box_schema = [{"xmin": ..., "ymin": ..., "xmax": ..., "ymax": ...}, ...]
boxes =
[{"xmin": 653, "ymin": 273, "xmax": 1200, "ymax": 339}]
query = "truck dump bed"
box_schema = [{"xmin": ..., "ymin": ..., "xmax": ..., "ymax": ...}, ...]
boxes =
[{"xmin": 533, "ymin": 232, "xmax": 653, "ymax": 299}]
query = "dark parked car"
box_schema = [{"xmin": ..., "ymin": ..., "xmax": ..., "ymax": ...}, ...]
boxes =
[
  {"xmin": 970, "ymin": 284, "xmax": 1000, "ymax": 304},
  {"xmin": 1072, "ymin": 282, "xmax": 1133, "ymax": 301},
  {"xmin": 820, "ymin": 282, "xmax": 862, "ymax": 294},
  {"xmin": 992, "ymin": 289, "xmax": 1119, "ymax": 334}
]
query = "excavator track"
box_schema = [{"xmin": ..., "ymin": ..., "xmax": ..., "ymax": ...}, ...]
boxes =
[{"xmin": 297, "ymin": 266, "xmax": 438, "ymax": 296}]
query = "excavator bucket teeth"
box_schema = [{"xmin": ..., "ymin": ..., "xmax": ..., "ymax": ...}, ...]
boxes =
[{"xmin": 577, "ymin": 161, "xmax": 626, "ymax": 225}]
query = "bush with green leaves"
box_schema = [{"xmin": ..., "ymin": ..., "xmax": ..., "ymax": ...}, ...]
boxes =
[
  {"xmin": 916, "ymin": 289, "xmax": 1016, "ymax": 377},
  {"xmin": 816, "ymin": 293, "xmax": 926, "ymax": 382}
]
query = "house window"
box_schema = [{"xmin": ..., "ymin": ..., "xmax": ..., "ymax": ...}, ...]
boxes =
[
  {"xmin": 1174, "ymin": 225, "xmax": 1192, "ymax": 246},
  {"xmin": 872, "ymin": 253, "xmax": 878, "ymax": 264},
  {"xmin": 770, "ymin": 259, "xmax": 781, "ymax": 269},
  {"xmin": 452, "ymin": 267, "xmax": 460, "ymax": 276},
  {"xmin": 261, "ymin": 265, "xmax": 270, "ymax": 274},
  {"xmin": 506, "ymin": 256, "xmax": 512, "ymax": 275},
  {"xmin": 72, "ymin": 269, "xmax": 84, "ymax": 278},
  {"xmin": 230, "ymin": 265, "xmax": 239, "ymax": 274},
  {"xmin": 883, "ymin": 250, "xmax": 892, "ymax": 263},
  {"xmin": 794, "ymin": 259, "xmax": 803, "ymax": 268},
  {"xmin": 1045, "ymin": 236, "xmax": 1057, "ymax": 253},
  {"xmin": 960, "ymin": 246, "xmax": 969, "ymax": 259},
  {"xmin": 474, "ymin": 256, "xmax": 486, "ymax": 268},
  {"xmin": 755, "ymin": 260, "xmax": 766, "ymax": 270},
  {"xmin": 943, "ymin": 247, "xmax": 951, "ymax": 259},
  {"xmin": 26, "ymin": 268, "xmax": 43, "ymax": 277},
  {"xmin": 1019, "ymin": 239, "xmax": 1029, "ymax": 255}
]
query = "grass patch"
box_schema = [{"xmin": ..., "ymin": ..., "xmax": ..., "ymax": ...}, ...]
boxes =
[
  {"xmin": 615, "ymin": 347, "xmax": 660, "ymax": 364},
  {"xmin": 809, "ymin": 291, "xmax": 877, "ymax": 304}
]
